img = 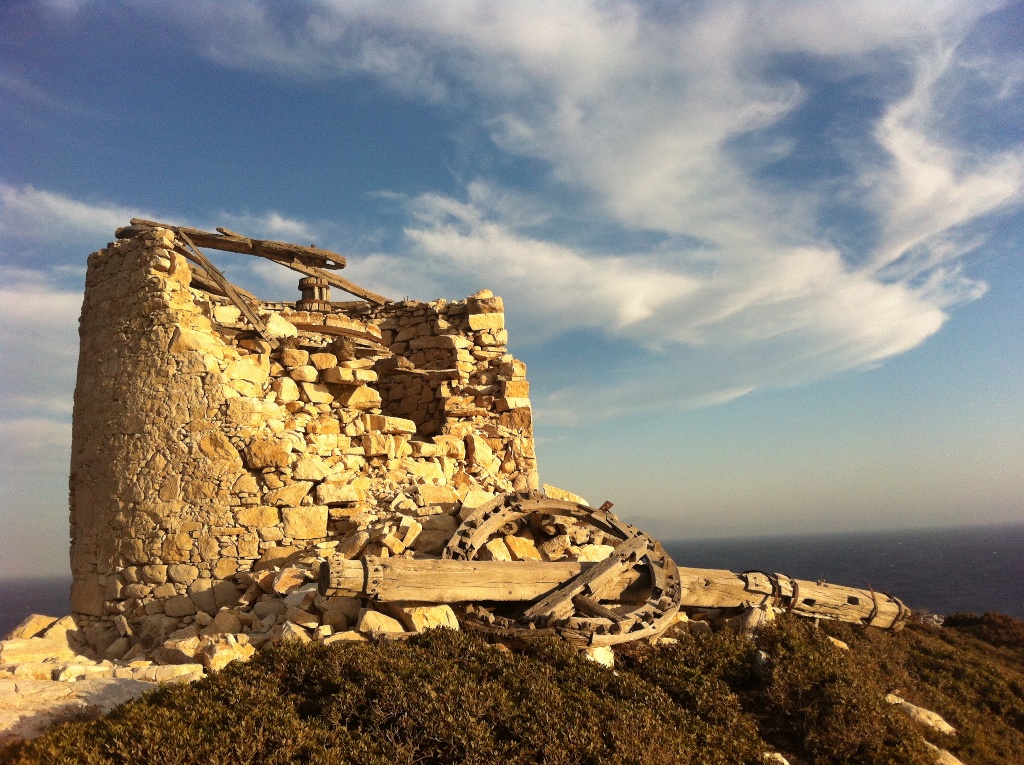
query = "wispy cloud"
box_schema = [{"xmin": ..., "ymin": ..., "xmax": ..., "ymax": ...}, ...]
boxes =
[
  {"xmin": 139, "ymin": 1, "xmax": 1024, "ymax": 423},
  {"xmin": 9, "ymin": 1, "xmax": 1024, "ymax": 424}
]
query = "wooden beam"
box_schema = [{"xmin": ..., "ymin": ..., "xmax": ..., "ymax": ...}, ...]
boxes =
[
  {"xmin": 677, "ymin": 568, "xmax": 908, "ymax": 629},
  {"xmin": 118, "ymin": 218, "xmax": 391, "ymax": 305},
  {"xmin": 176, "ymin": 232, "xmax": 275, "ymax": 347},
  {"xmin": 319, "ymin": 556, "xmax": 598, "ymax": 602},
  {"xmin": 120, "ymin": 218, "xmax": 346, "ymax": 269}
]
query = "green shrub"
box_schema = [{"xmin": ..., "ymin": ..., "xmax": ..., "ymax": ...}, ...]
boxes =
[{"xmin": 6, "ymin": 614, "xmax": 1024, "ymax": 765}]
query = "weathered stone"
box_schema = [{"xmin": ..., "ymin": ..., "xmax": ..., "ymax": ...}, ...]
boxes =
[
  {"xmin": 266, "ymin": 481, "xmax": 313, "ymax": 507},
  {"xmin": 334, "ymin": 386, "xmax": 382, "ymax": 410},
  {"xmin": 542, "ymin": 483, "xmax": 589, "ymax": 506},
  {"xmin": 5, "ymin": 615, "xmax": 58, "ymax": 641},
  {"xmin": 244, "ymin": 437, "xmax": 293, "ymax": 469},
  {"xmin": 282, "ymin": 505, "xmax": 328, "ymax": 539},
  {"xmin": 272, "ymin": 376, "xmax": 301, "ymax": 403},
  {"xmin": 574, "ymin": 544, "xmax": 615, "ymax": 562},
  {"xmin": 417, "ymin": 484, "xmax": 459, "ymax": 510},
  {"xmin": 235, "ymin": 506, "xmax": 280, "ymax": 527},
  {"xmin": 356, "ymin": 610, "xmax": 405, "ymax": 634},
  {"xmin": 316, "ymin": 482, "xmax": 364, "ymax": 505},
  {"xmin": 504, "ymin": 535, "xmax": 542, "ymax": 561},
  {"xmin": 403, "ymin": 605, "xmax": 459, "ymax": 632},
  {"xmin": 272, "ymin": 567, "xmax": 310, "ymax": 595},
  {"xmin": 885, "ymin": 694, "xmax": 956, "ymax": 735},
  {"xmin": 467, "ymin": 312, "xmax": 504, "ymax": 331},
  {"xmin": 482, "ymin": 538, "xmax": 512, "ymax": 561},
  {"xmin": 583, "ymin": 645, "xmax": 615, "ymax": 668}
]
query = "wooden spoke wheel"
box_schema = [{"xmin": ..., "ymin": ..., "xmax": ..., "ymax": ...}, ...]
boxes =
[{"xmin": 443, "ymin": 491, "xmax": 682, "ymax": 647}]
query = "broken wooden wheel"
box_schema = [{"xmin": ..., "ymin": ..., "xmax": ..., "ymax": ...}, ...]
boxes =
[{"xmin": 443, "ymin": 491, "xmax": 683, "ymax": 647}]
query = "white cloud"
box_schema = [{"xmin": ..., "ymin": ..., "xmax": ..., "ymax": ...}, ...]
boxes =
[
  {"xmin": 13, "ymin": 1, "xmax": 1024, "ymax": 423},
  {"xmin": 145, "ymin": 0, "xmax": 1024, "ymax": 420}
]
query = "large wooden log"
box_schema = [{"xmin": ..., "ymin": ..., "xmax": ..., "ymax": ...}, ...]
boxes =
[
  {"xmin": 319, "ymin": 556, "xmax": 597, "ymax": 602},
  {"xmin": 319, "ymin": 556, "xmax": 907, "ymax": 630},
  {"xmin": 677, "ymin": 568, "xmax": 908, "ymax": 629},
  {"xmin": 118, "ymin": 218, "xmax": 390, "ymax": 304},
  {"xmin": 119, "ymin": 218, "xmax": 346, "ymax": 269}
]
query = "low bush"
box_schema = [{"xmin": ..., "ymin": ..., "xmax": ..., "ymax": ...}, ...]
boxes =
[{"xmin": 5, "ymin": 613, "xmax": 1023, "ymax": 764}]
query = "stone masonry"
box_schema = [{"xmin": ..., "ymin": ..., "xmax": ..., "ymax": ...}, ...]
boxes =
[{"xmin": 67, "ymin": 226, "xmax": 538, "ymax": 655}]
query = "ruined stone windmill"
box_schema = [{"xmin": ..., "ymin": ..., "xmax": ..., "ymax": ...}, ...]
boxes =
[{"xmin": 63, "ymin": 219, "xmax": 906, "ymax": 669}]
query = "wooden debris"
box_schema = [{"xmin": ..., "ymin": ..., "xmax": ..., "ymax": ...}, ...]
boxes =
[
  {"xmin": 117, "ymin": 218, "xmax": 389, "ymax": 304},
  {"xmin": 677, "ymin": 568, "xmax": 909, "ymax": 629},
  {"xmin": 319, "ymin": 557, "xmax": 594, "ymax": 602}
]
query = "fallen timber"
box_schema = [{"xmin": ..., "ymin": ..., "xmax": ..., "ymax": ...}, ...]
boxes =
[
  {"xmin": 116, "ymin": 218, "xmax": 389, "ymax": 304},
  {"xmin": 318, "ymin": 491, "xmax": 910, "ymax": 648}
]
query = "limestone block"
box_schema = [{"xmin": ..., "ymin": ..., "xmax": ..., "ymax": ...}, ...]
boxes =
[
  {"xmin": 504, "ymin": 535, "xmax": 542, "ymax": 561},
  {"xmin": 356, "ymin": 610, "xmax": 405, "ymax": 634},
  {"xmin": 224, "ymin": 357, "xmax": 270, "ymax": 385},
  {"xmin": 542, "ymin": 484, "xmax": 589, "ymax": 507},
  {"xmin": 583, "ymin": 645, "xmax": 615, "ymax": 668},
  {"xmin": 468, "ymin": 312, "xmax": 504, "ymax": 331},
  {"xmin": 482, "ymin": 538, "xmax": 512, "ymax": 561},
  {"xmin": 170, "ymin": 327, "xmax": 228, "ymax": 359},
  {"xmin": 161, "ymin": 533, "xmax": 195, "ymax": 563},
  {"xmin": 285, "ymin": 607, "xmax": 320, "ymax": 630},
  {"xmin": 280, "ymin": 348, "xmax": 309, "ymax": 368},
  {"xmin": 410, "ymin": 529, "xmax": 451, "ymax": 555},
  {"xmin": 290, "ymin": 365, "xmax": 319, "ymax": 383},
  {"xmin": 404, "ymin": 605, "xmax": 460, "ymax": 632},
  {"xmin": 266, "ymin": 481, "xmax": 313, "ymax": 506},
  {"xmin": 293, "ymin": 457, "xmax": 329, "ymax": 480},
  {"xmin": 0, "ymin": 636, "xmax": 79, "ymax": 665},
  {"xmin": 281, "ymin": 506, "xmax": 328, "ymax": 539},
  {"xmin": 360, "ymin": 414, "xmax": 416, "ymax": 434},
  {"xmin": 279, "ymin": 622, "xmax": 312, "ymax": 643},
  {"xmin": 197, "ymin": 635, "xmax": 255, "ymax": 671},
  {"xmin": 316, "ymin": 482, "xmax": 364, "ymax": 505},
  {"xmin": 417, "ymin": 484, "xmax": 459, "ymax": 510},
  {"xmin": 141, "ymin": 565, "xmax": 168, "ymax": 585},
  {"xmin": 335, "ymin": 386, "xmax": 382, "ymax": 410},
  {"xmin": 885, "ymin": 694, "xmax": 956, "ymax": 734},
  {"xmin": 404, "ymin": 460, "xmax": 445, "ymax": 484},
  {"xmin": 502, "ymin": 380, "xmax": 530, "ymax": 398},
  {"xmin": 309, "ymin": 352, "xmax": 338, "ymax": 370},
  {"xmin": 245, "ymin": 437, "xmax": 293, "ymax": 469},
  {"xmin": 213, "ymin": 558, "xmax": 239, "ymax": 579},
  {"xmin": 235, "ymin": 506, "xmax": 279, "ymax": 527},
  {"xmin": 164, "ymin": 594, "xmax": 197, "ymax": 617},
  {"xmin": 335, "ymin": 531, "xmax": 370, "ymax": 559},
  {"xmin": 272, "ymin": 376, "xmax": 301, "ymax": 403},
  {"xmin": 322, "ymin": 631, "xmax": 367, "ymax": 644},
  {"xmin": 5, "ymin": 615, "xmax": 58, "ymax": 641},
  {"xmin": 420, "ymin": 514, "xmax": 459, "ymax": 534},
  {"xmin": 468, "ymin": 295, "xmax": 504, "ymax": 314},
  {"xmin": 574, "ymin": 544, "xmax": 615, "ymax": 562},
  {"xmin": 263, "ymin": 313, "xmax": 298, "ymax": 338},
  {"xmin": 459, "ymin": 490, "xmax": 496, "ymax": 520},
  {"xmin": 272, "ymin": 567, "xmax": 311, "ymax": 595},
  {"xmin": 184, "ymin": 581, "xmax": 218, "ymax": 615},
  {"xmin": 198, "ymin": 432, "xmax": 243, "ymax": 468}
]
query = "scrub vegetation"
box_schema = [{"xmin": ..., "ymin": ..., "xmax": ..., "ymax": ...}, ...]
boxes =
[{"xmin": 4, "ymin": 613, "xmax": 1023, "ymax": 765}]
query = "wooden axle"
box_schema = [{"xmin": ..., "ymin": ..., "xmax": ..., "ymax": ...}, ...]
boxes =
[{"xmin": 318, "ymin": 556, "xmax": 909, "ymax": 630}]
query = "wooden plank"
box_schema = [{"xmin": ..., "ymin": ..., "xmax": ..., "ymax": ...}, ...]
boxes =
[
  {"xmin": 176, "ymin": 232, "xmax": 275, "ymax": 346},
  {"xmin": 290, "ymin": 323, "xmax": 387, "ymax": 347},
  {"xmin": 123, "ymin": 218, "xmax": 346, "ymax": 269},
  {"xmin": 120, "ymin": 218, "xmax": 390, "ymax": 305},
  {"xmin": 319, "ymin": 556, "xmax": 595, "ymax": 602},
  {"xmin": 522, "ymin": 535, "xmax": 650, "ymax": 622}
]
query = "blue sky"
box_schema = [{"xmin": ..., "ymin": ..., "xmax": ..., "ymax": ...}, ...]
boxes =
[{"xmin": 1, "ymin": 0, "xmax": 1022, "ymax": 577}]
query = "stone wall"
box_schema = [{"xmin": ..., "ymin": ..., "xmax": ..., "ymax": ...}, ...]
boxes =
[{"xmin": 69, "ymin": 227, "xmax": 537, "ymax": 649}]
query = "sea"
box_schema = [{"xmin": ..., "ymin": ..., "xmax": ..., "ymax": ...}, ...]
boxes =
[{"xmin": 1, "ymin": 523, "xmax": 1021, "ymax": 638}]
